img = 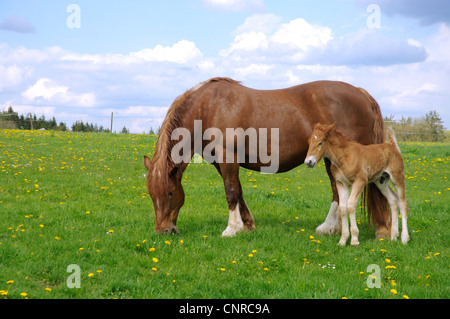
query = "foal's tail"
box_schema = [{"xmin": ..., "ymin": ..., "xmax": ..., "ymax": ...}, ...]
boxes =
[
  {"xmin": 387, "ymin": 128, "xmax": 401, "ymax": 154},
  {"xmin": 358, "ymin": 88, "xmax": 391, "ymax": 236}
]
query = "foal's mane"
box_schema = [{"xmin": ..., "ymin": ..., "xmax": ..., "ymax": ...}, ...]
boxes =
[
  {"xmin": 328, "ymin": 127, "xmax": 350, "ymax": 145},
  {"xmin": 151, "ymin": 77, "xmax": 240, "ymax": 172}
]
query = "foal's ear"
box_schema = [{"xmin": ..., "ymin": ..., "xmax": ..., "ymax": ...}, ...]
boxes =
[
  {"xmin": 144, "ymin": 155, "xmax": 152, "ymax": 170},
  {"xmin": 326, "ymin": 122, "xmax": 336, "ymax": 134}
]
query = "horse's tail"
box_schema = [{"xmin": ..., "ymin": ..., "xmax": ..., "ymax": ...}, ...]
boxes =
[{"xmin": 358, "ymin": 88, "xmax": 391, "ymax": 237}]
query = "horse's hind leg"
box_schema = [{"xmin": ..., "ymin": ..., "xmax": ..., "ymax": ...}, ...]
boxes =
[
  {"xmin": 374, "ymin": 176, "xmax": 400, "ymax": 241},
  {"xmin": 316, "ymin": 158, "xmax": 341, "ymax": 235},
  {"xmin": 217, "ymin": 163, "xmax": 254, "ymax": 237}
]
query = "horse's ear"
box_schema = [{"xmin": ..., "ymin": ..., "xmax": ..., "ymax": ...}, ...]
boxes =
[
  {"xmin": 169, "ymin": 165, "xmax": 179, "ymax": 178},
  {"xmin": 144, "ymin": 155, "xmax": 152, "ymax": 170}
]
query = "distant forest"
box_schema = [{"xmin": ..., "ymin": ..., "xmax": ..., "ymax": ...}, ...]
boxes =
[
  {"xmin": 0, "ymin": 106, "xmax": 109, "ymax": 132},
  {"xmin": 0, "ymin": 106, "xmax": 446, "ymax": 141}
]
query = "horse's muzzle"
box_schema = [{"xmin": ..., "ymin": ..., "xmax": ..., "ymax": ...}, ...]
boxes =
[{"xmin": 156, "ymin": 225, "xmax": 179, "ymax": 235}]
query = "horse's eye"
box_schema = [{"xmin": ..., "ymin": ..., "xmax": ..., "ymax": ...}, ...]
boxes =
[
  {"xmin": 168, "ymin": 192, "xmax": 173, "ymax": 198},
  {"xmin": 318, "ymin": 142, "xmax": 323, "ymax": 146}
]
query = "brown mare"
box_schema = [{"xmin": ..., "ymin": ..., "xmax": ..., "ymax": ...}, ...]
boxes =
[
  {"xmin": 143, "ymin": 77, "xmax": 390, "ymax": 237},
  {"xmin": 305, "ymin": 123, "xmax": 409, "ymax": 245}
]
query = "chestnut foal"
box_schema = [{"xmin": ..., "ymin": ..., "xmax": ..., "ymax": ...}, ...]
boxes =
[{"xmin": 305, "ymin": 123, "xmax": 410, "ymax": 246}]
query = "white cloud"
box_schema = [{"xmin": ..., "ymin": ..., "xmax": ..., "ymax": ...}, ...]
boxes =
[
  {"xmin": 203, "ymin": 0, "xmax": 266, "ymax": 12},
  {"xmin": 234, "ymin": 63, "xmax": 273, "ymax": 78},
  {"xmin": 130, "ymin": 40, "xmax": 203, "ymax": 64},
  {"xmin": 22, "ymin": 78, "xmax": 96, "ymax": 107},
  {"xmin": 271, "ymin": 18, "xmax": 333, "ymax": 52},
  {"xmin": 61, "ymin": 40, "xmax": 203, "ymax": 66},
  {"xmin": 233, "ymin": 13, "xmax": 282, "ymax": 34},
  {"xmin": 0, "ymin": 64, "xmax": 32, "ymax": 90}
]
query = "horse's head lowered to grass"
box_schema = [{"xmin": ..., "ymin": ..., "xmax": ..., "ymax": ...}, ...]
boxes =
[{"xmin": 144, "ymin": 155, "xmax": 184, "ymax": 234}]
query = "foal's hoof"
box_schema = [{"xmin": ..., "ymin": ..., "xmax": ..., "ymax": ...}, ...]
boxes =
[
  {"xmin": 350, "ymin": 240, "xmax": 360, "ymax": 246},
  {"xmin": 401, "ymin": 233, "xmax": 410, "ymax": 245}
]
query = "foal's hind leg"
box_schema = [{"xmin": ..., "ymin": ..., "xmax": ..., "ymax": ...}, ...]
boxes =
[{"xmin": 391, "ymin": 173, "xmax": 410, "ymax": 244}]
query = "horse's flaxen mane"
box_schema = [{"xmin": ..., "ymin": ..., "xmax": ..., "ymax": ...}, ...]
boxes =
[{"xmin": 151, "ymin": 77, "xmax": 241, "ymax": 171}]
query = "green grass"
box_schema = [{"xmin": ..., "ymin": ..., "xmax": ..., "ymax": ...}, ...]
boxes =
[{"xmin": 0, "ymin": 129, "xmax": 448, "ymax": 299}]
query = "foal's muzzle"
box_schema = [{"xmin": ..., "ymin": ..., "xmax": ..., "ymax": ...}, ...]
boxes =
[{"xmin": 305, "ymin": 156, "xmax": 317, "ymax": 168}]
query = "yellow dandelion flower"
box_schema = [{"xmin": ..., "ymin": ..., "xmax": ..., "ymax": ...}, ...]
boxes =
[
  {"xmin": 149, "ymin": 247, "xmax": 156, "ymax": 252},
  {"xmin": 402, "ymin": 295, "xmax": 409, "ymax": 299},
  {"xmin": 152, "ymin": 257, "xmax": 159, "ymax": 263},
  {"xmin": 45, "ymin": 288, "xmax": 52, "ymax": 292},
  {"xmin": 390, "ymin": 289, "xmax": 397, "ymax": 295},
  {"xmin": 20, "ymin": 292, "xmax": 27, "ymax": 297},
  {"xmin": 248, "ymin": 254, "xmax": 254, "ymax": 257},
  {"xmin": 385, "ymin": 265, "xmax": 396, "ymax": 269},
  {"xmin": 385, "ymin": 258, "xmax": 391, "ymax": 263},
  {"xmin": 88, "ymin": 273, "xmax": 94, "ymax": 277},
  {"xmin": 6, "ymin": 280, "xmax": 14, "ymax": 284},
  {"xmin": 220, "ymin": 268, "xmax": 226, "ymax": 272}
]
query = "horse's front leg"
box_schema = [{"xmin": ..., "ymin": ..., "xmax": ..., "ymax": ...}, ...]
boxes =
[
  {"xmin": 316, "ymin": 159, "xmax": 341, "ymax": 235},
  {"xmin": 218, "ymin": 163, "xmax": 255, "ymax": 237}
]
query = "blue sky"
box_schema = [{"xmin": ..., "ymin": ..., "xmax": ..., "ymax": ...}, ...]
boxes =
[{"xmin": 1, "ymin": 0, "xmax": 449, "ymax": 132}]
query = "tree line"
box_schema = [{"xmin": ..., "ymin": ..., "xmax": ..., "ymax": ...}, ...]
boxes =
[
  {"xmin": 384, "ymin": 110, "xmax": 445, "ymax": 142},
  {"xmin": 0, "ymin": 106, "xmax": 109, "ymax": 133},
  {"xmin": 0, "ymin": 106, "xmax": 446, "ymax": 141}
]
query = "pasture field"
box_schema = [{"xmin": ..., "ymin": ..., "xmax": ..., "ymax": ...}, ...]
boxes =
[{"xmin": 0, "ymin": 129, "xmax": 448, "ymax": 299}]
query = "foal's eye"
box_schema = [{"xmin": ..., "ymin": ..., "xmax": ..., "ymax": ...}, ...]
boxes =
[
  {"xmin": 318, "ymin": 142, "xmax": 323, "ymax": 146},
  {"xmin": 168, "ymin": 192, "xmax": 173, "ymax": 198}
]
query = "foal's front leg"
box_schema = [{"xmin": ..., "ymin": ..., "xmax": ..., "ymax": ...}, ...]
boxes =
[
  {"xmin": 336, "ymin": 182, "xmax": 350, "ymax": 246},
  {"xmin": 346, "ymin": 180, "xmax": 366, "ymax": 246}
]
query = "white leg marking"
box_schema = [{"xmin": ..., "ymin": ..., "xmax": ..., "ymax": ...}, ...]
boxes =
[
  {"xmin": 221, "ymin": 203, "xmax": 244, "ymax": 237},
  {"xmin": 316, "ymin": 201, "xmax": 341, "ymax": 235}
]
